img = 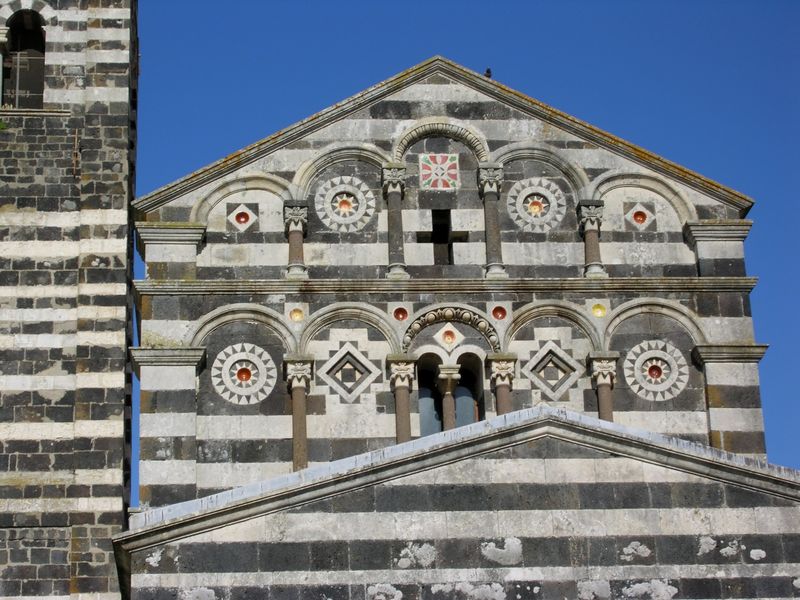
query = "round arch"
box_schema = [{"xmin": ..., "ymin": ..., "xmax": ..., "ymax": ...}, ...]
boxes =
[
  {"xmin": 393, "ymin": 117, "xmax": 490, "ymax": 162},
  {"xmin": 590, "ymin": 172, "xmax": 697, "ymax": 223},
  {"xmin": 402, "ymin": 304, "xmax": 500, "ymax": 353},
  {"xmin": 190, "ymin": 173, "xmax": 294, "ymax": 224},
  {"xmin": 188, "ymin": 303, "xmax": 297, "ymax": 351},
  {"xmin": 506, "ymin": 300, "xmax": 602, "ymax": 351},
  {"xmin": 292, "ymin": 143, "xmax": 390, "ymax": 200},
  {"xmin": 604, "ymin": 298, "xmax": 707, "ymax": 350},
  {"xmin": 0, "ymin": 2, "xmax": 57, "ymax": 26},
  {"xmin": 491, "ymin": 142, "xmax": 591, "ymax": 197},
  {"xmin": 299, "ymin": 303, "xmax": 401, "ymax": 354}
]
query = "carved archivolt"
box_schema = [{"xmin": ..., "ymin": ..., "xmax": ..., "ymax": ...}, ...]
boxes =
[
  {"xmin": 402, "ymin": 306, "xmax": 500, "ymax": 352},
  {"xmin": 393, "ymin": 120, "xmax": 489, "ymax": 162}
]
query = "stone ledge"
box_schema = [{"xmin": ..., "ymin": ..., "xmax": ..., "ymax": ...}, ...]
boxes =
[
  {"xmin": 129, "ymin": 347, "xmax": 206, "ymax": 375},
  {"xmin": 692, "ymin": 344, "xmax": 769, "ymax": 364},
  {"xmin": 684, "ymin": 220, "xmax": 752, "ymax": 245},
  {"xmin": 135, "ymin": 222, "xmax": 206, "ymax": 245}
]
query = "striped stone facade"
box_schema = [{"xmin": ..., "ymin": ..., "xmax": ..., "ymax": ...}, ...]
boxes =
[{"xmin": 0, "ymin": 0, "xmax": 136, "ymax": 598}]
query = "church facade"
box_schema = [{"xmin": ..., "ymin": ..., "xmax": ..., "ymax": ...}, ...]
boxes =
[{"xmin": 0, "ymin": 1, "xmax": 798, "ymax": 597}]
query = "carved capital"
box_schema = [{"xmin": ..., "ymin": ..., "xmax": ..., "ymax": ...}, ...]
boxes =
[
  {"xmin": 284, "ymin": 206, "xmax": 308, "ymax": 234},
  {"xmin": 578, "ymin": 200, "xmax": 603, "ymax": 232},
  {"xmin": 285, "ymin": 358, "xmax": 313, "ymax": 390},
  {"xmin": 437, "ymin": 365, "xmax": 461, "ymax": 394},
  {"xmin": 488, "ymin": 353, "xmax": 517, "ymax": 388},
  {"xmin": 389, "ymin": 361, "xmax": 415, "ymax": 389},
  {"xmin": 478, "ymin": 162, "xmax": 503, "ymax": 197},
  {"xmin": 382, "ymin": 162, "xmax": 406, "ymax": 196},
  {"xmin": 589, "ymin": 352, "xmax": 620, "ymax": 388}
]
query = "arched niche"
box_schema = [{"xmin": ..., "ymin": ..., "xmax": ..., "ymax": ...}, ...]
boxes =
[
  {"xmin": 189, "ymin": 303, "xmax": 297, "ymax": 352},
  {"xmin": 402, "ymin": 305, "xmax": 500, "ymax": 354},
  {"xmin": 292, "ymin": 143, "xmax": 390, "ymax": 200},
  {"xmin": 393, "ymin": 118, "xmax": 490, "ymax": 163},
  {"xmin": 491, "ymin": 142, "xmax": 590, "ymax": 197},
  {"xmin": 190, "ymin": 174, "xmax": 293, "ymax": 226}
]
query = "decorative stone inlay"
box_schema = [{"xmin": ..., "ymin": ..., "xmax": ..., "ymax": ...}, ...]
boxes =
[
  {"xmin": 625, "ymin": 202, "xmax": 656, "ymax": 231},
  {"xmin": 211, "ymin": 343, "xmax": 277, "ymax": 405},
  {"xmin": 318, "ymin": 342, "xmax": 381, "ymax": 403},
  {"xmin": 507, "ymin": 177, "xmax": 567, "ymax": 232},
  {"xmin": 624, "ymin": 340, "xmax": 689, "ymax": 401},
  {"xmin": 419, "ymin": 153, "xmax": 459, "ymax": 190},
  {"xmin": 315, "ymin": 175, "xmax": 376, "ymax": 232},
  {"xmin": 521, "ymin": 340, "xmax": 583, "ymax": 401},
  {"xmin": 433, "ymin": 323, "xmax": 465, "ymax": 352},
  {"xmin": 402, "ymin": 306, "xmax": 500, "ymax": 352},
  {"xmin": 227, "ymin": 203, "xmax": 258, "ymax": 232}
]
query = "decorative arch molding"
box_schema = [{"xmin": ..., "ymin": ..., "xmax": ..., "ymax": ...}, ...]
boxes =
[
  {"xmin": 299, "ymin": 303, "xmax": 401, "ymax": 354},
  {"xmin": 393, "ymin": 118, "xmax": 490, "ymax": 162},
  {"xmin": 413, "ymin": 345, "xmax": 450, "ymax": 365},
  {"xmin": 451, "ymin": 345, "xmax": 488, "ymax": 365},
  {"xmin": 0, "ymin": 1, "xmax": 58, "ymax": 26},
  {"xmin": 292, "ymin": 143, "xmax": 390, "ymax": 200},
  {"xmin": 590, "ymin": 172, "xmax": 697, "ymax": 223},
  {"xmin": 490, "ymin": 142, "xmax": 591, "ymax": 197},
  {"xmin": 402, "ymin": 304, "xmax": 501, "ymax": 353},
  {"xmin": 506, "ymin": 301, "xmax": 602, "ymax": 351},
  {"xmin": 190, "ymin": 173, "xmax": 294, "ymax": 224},
  {"xmin": 604, "ymin": 298, "xmax": 707, "ymax": 350},
  {"xmin": 188, "ymin": 303, "xmax": 297, "ymax": 351}
]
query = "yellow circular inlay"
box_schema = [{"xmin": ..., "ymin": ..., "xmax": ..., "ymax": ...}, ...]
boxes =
[
  {"xmin": 591, "ymin": 304, "xmax": 607, "ymax": 318},
  {"xmin": 289, "ymin": 308, "xmax": 304, "ymax": 322}
]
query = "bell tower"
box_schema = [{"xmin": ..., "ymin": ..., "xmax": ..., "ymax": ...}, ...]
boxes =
[{"xmin": 0, "ymin": 0, "xmax": 137, "ymax": 597}]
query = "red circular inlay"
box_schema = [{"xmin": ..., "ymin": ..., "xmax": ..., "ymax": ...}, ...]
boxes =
[
  {"xmin": 633, "ymin": 211, "xmax": 647, "ymax": 224},
  {"xmin": 647, "ymin": 364, "xmax": 663, "ymax": 379},
  {"xmin": 443, "ymin": 330, "xmax": 456, "ymax": 344},
  {"xmin": 528, "ymin": 200, "xmax": 544, "ymax": 214},
  {"xmin": 236, "ymin": 367, "xmax": 252, "ymax": 382},
  {"xmin": 235, "ymin": 211, "xmax": 250, "ymax": 224},
  {"xmin": 492, "ymin": 306, "xmax": 507, "ymax": 320},
  {"xmin": 393, "ymin": 307, "xmax": 408, "ymax": 321}
]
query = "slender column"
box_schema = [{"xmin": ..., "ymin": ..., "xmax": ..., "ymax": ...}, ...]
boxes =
[
  {"xmin": 478, "ymin": 163, "xmax": 508, "ymax": 279},
  {"xmin": 284, "ymin": 206, "xmax": 308, "ymax": 280},
  {"xmin": 383, "ymin": 163, "xmax": 410, "ymax": 279},
  {"xmin": 0, "ymin": 28, "xmax": 7, "ymax": 105},
  {"xmin": 388, "ymin": 355, "xmax": 416, "ymax": 443},
  {"xmin": 589, "ymin": 351, "xmax": 619, "ymax": 422},
  {"xmin": 285, "ymin": 357, "xmax": 313, "ymax": 470},
  {"xmin": 488, "ymin": 353, "xmax": 517, "ymax": 416},
  {"xmin": 578, "ymin": 200, "xmax": 607, "ymax": 278},
  {"xmin": 437, "ymin": 365, "xmax": 461, "ymax": 431}
]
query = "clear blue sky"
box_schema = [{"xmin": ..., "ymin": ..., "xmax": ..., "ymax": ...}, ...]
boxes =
[{"xmin": 134, "ymin": 0, "xmax": 799, "ymax": 474}]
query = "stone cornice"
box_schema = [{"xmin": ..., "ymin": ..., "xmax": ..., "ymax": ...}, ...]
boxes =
[
  {"xmin": 133, "ymin": 277, "xmax": 758, "ymax": 296},
  {"xmin": 129, "ymin": 347, "xmax": 206, "ymax": 376},
  {"xmin": 0, "ymin": 108, "xmax": 72, "ymax": 117},
  {"xmin": 135, "ymin": 222, "xmax": 206, "ymax": 245},
  {"xmin": 692, "ymin": 344, "xmax": 768, "ymax": 365},
  {"xmin": 684, "ymin": 220, "xmax": 752, "ymax": 245}
]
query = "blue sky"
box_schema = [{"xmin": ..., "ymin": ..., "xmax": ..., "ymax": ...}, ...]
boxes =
[{"xmin": 134, "ymin": 0, "xmax": 799, "ymax": 474}]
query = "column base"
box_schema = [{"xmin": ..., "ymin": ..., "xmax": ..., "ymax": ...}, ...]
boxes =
[
  {"xmin": 485, "ymin": 263, "xmax": 509, "ymax": 279},
  {"xmin": 387, "ymin": 264, "xmax": 410, "ymax": 279},
  {"xmin": 286, "ymin": 265, "xmax": 309, "ymax": 280},
  {"xmin": 584, "ymin": 263, "xmax": 608, "ymax": 278}
]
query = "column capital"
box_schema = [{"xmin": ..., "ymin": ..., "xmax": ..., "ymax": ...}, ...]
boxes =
[
  {"xmin": 488, "ymin": 353, "xmax": 517, "ymax": 387},
  {"xmin": 382, "ymin": 162, "xmax": 406, "ymax": 195},
  {"xmin": 588, "ymin": 351, "xmax": 620, "ymax": 388},
  {"xmin": 437, "ymin": 365, "xmax": 461, "ymax": 394},
  {"xmin": 578, "ymin": 200, "xmax": 603, "ymax": 232},
  {"xmin": 478, "ymin": 162, "xmax": 503, "ymax": 197},
  {"xmin": 0, "ymin": 27, "xmax": 8, "ymax": 46},
  {"xmin": 284, "ymin": 206, "xmax": 308, "ymax": 235},
  {"xmin": 388, "ymin": 355, "xmax": 416, "ymax": 389},
  {"xmin": 284, "ymin": 355, "xmax": 313, "ymax": 390}
]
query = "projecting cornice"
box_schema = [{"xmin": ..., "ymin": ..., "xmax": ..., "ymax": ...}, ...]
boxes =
[
  {"xmin": 133, "ymin": 56, "xmax": 754, "ymax": 217},
  {"xmin": 133, "ymin": 277, "xmax": 758, "ymax": 296}
]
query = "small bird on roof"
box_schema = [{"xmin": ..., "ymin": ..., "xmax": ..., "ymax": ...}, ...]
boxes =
[{"xmin": 484, "ymin": 68, "xmax": 492, "ymax": 78}]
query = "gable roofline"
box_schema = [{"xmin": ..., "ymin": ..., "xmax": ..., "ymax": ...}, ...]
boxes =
[
  {"xmin": 114, "ymin": 405, "xmax": 798, "ymax": 561},
  {"xmin": 134, "ymin": 56, "xmax": 753, "ymax": 217}
]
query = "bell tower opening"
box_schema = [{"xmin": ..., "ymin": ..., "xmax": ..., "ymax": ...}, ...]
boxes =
[{"xmin": 2, "ymin": 10, "xmax": 46, "ymax": 109}]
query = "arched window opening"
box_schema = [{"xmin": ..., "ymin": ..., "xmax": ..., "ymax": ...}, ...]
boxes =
[
  {"xmin": 417, "ymin": 353, "xmax": 443, "ymax": 437},
  {"xmin": 455, "ymin": 353, "xmax": 484, "ymax": 427},
  {"xmin": 2, "ymin": 10, "xmax": 45, "ymax": 109}
]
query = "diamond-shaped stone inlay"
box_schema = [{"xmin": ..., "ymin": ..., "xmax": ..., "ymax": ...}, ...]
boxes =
[
  {"xmin": 521, "ymin": 340, "xmax": 583, "ymax": 401},
  {"xmin": 227, "ymin": 203, "xmax": 258, "ymax": 232},
  {"xmin": 507, "ymin": 177, "xmax": 567, "ymax": 233},
  {"xmin": 433, "ymin": 322, "xmax": 464, "ymax": 352},
  {"xmin": 625, "ymin": 202, "xmax": 656, "ymax": 231},
  {"xmin": 318, "ymin": 342, "xmax": 380, "ymax": 403},
  {"xmin": 315, "ymin": 175, "xmax": 376, "ymax": 232},
  {"xmin": 624, "ymin": 340, "xmax": 688, "ymax": 401},
  {"xmin": 211, "ymin": 343, "xmax": 277, "ymax": 405},
  {"xmin": 419, "ymin": 153, "xmax": 459, "ymax": 190}
]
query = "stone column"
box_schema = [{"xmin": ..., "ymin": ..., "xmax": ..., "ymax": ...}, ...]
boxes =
[
  {"xmin": 284, "ymin": 356, "xmax": 313, "ymax": 470},
  {"xmin": 383, "ymin": 163, "xmax": 410, "ymax": 279},
  {"xmin": 388, "ymin": 354, "xmax": 416, "ymax": 443},
  {"xmin": 488, "ymin": 353, "xmax": 517, "ymax": 416},
  {"xmin": 0, "ymin": 28, "xmax": 7, "ymax": 104},
  {"xmin": 578, "ymin": 200, "xmax": 607, "ymax": 278},
  {"xmin": 478, "ymin": 162, "xmax": 508, "ymax": 279},
  {"xmin": 284, "ymin": 206, "xmax": 309, "ymax": 280},
  {"xmin": 437, "ymin": 365, "xmax": 461, "ymax": 431},
  {"xmin": 589, "ymin": 351, "xmax": 620, "ymax": 422}
]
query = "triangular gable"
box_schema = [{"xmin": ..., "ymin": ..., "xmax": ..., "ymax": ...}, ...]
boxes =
[
  {"xmin": 114, "ymin": 405, "xmax": 799, "ymax": 559},
  {"xmin": 133, "ymin": 56, "xmax": 753, "ymax": 217}
]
